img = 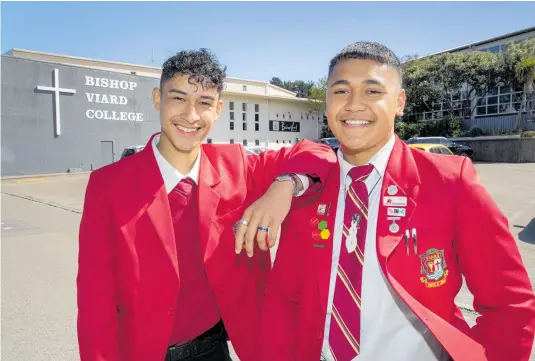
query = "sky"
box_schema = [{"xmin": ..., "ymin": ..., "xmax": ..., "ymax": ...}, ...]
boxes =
[{"xmin": 2, "ymin": 1, "xmax": 535, "ymax": 83}]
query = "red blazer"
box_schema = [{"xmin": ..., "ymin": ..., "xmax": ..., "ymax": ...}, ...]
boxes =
[
  {"xmin": 260, "ymin": 136, "xmax": 535, "ymax": 361},
  {"xmin": 76, "ymin": 133, "xmax": 336, "ymax": 361}
]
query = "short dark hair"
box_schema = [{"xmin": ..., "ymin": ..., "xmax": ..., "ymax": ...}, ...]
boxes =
[
  {"xmin": 160, "ymin": 48, "xmax": 227, "ymax": 93},
  {"xmin": 328, "ymin": 41, "xmax": 402, "ymax": 80}
]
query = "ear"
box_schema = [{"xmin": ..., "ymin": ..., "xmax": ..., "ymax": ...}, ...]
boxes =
[
  {"xmin": 152, "ymin": 88, "xmax": 161, "ymax": 111},
  {"xmin": 215, "ymin": 99, "xmax": 224, "ymax": 120},
  {"xmin": 396, "ymin": 88, "xmax": 406, "ymax": 117}
]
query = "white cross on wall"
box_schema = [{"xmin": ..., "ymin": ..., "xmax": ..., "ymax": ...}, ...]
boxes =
[{"xmin": 36, "ymin": 68, "xmax": 76, "ymax": 137}]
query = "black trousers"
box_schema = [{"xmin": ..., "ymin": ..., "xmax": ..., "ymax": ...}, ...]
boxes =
[{"xmin": 165, "ymin": 320, "xmax": 232, "ymax": 361}]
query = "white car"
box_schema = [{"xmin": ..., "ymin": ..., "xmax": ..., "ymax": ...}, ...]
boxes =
[{"xmin": 245, "ymin": 146, "xmax": 269, "ymax": 155}]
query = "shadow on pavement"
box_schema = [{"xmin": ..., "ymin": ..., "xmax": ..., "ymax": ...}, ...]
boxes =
[{"xmin": 516, "ymin": 218, "xmax": 535, "ymax": 245}]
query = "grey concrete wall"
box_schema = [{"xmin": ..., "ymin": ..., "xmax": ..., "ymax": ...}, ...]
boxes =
[
  {"xmin": 455, "ymin": 138, "xmax": 535, "ymax": 162},
  {"xmin": 1, "ymin": 55, "xmax": 161, "ymax": 176}
]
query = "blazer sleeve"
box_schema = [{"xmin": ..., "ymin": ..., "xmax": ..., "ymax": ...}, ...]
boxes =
[
  {"xmin": 244, "ymin": 139, "xmax": 337, "ymax": 197},
  {"xmin": 77, "ymin": 171, "xmax": 120, "ymax": 361},
  {"xmin": 455, "ymin": 157, "xmax": 535, "ymax": 361}
]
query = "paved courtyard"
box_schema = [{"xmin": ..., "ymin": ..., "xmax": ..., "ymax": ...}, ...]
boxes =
[{"xmin": 2, "ymin": 162, "xmax": 535, "ymax": 361}]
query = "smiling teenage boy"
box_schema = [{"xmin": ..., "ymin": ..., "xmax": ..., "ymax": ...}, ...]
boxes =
[
  {"xmin": 260, "ymin": 42, "xmax": 535, "ymax": 361},
  {"xmin": 77, "ymin": 49, "xmax": 335, "ymax": 361}
]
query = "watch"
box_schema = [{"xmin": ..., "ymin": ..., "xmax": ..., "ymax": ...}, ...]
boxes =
[{"xmin": 275, "ymin": 173, "xmax": 303, "ymax": 197}]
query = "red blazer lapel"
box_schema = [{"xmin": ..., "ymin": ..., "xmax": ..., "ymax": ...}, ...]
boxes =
[
  {"xmin": 134, "ymin": 133, "xmax": 178, "ymax": 279},
  {"xmin": 311, "ymin": 164, "xmax": 340, "ymax": 316},
  {"xmin": 376, "ymin": 137, "xmax": 421, "ymax": 266},
  {"xmin": 198, "ymin": 149, "xmax": 221, "ymax": 262}
]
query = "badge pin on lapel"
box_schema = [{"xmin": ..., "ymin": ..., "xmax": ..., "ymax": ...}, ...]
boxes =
[
  {"xmin": 387, "ymin": 185, "xmax": 398, "ymax": 195},
  {"xmin": 389, "ymin": 219, "xmax": 400, "ymax": 233},
  {"xmin": 317, "ymin": 203, "xmax": 330, "ymax": 216}
]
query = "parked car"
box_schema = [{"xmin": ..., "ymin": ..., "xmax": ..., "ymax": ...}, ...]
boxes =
[
  {"xmin": 405, "ymin": 137, "xmax": 473, "ymax": 157},
  {"xmin": 120, "ymin": 145, "xmax": 145, "ymax": 159},
  {"xmin": 409, "ymin": 143, "xmax": 454, "ymax": 155},
  {"xmin": 318, "ymin": 137, "xmax": 340, "ymax": 150},
  {"xmin": 244, "ymin": 146, "xmax": 269, "ymax": 155}
]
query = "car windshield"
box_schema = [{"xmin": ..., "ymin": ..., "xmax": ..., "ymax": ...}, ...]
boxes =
[{"xmin": 323, "ymin": 138, "xmax": 340, "ymax": 146}]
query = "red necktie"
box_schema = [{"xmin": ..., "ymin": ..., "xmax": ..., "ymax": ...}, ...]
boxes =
[
  {"xmin": 168, "ymin": 177, "xmax": 196, "ymax": 219},
  {"xmin": 329, "ymin": 164, "xmax": 374, "ymax": 361}
]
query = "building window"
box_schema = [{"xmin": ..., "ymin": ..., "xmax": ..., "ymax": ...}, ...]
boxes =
[
  {"xmin": 283, "ymin": 140, "xmax": 286, "ymax": 144},
  {"xmin": 283, "ymin": 114, "xmax": 285, "ymax": 119},
  {"xmin": 255, "ymin": 123, "xmax": 259, "ymax": 131},
  {"xmin": 243, "ymin": 122, "xmax": 247, "ymax": 131},
  {"xmin": 475, "ymin": 85, "xmax": 523, "ymax": 116},
  {"xmin": 230, "ymin": 138, "xmax": 234, "ymax": 144},
  {"xmin": 289, "ymin": 113, "xmax": 292, "ymax": 119},
  {"xmin": 230, "ymin": 122, "xmax": 234, "ymax": 130},
  {"xmin": 255, "ymin": 104, "xmax": 259, "ymax": 112},
  {"xmin": 243, "ymin": 85, "xmax": 247, "ymax": 91},
  {"xmin": 243, "ymin": 139, "xmax": 248, "ymax": 146},
  {"xmin": 419, "ymin": 91, "xmax": 470, "ymax": 121},
  {"xmin": 243, "ymin": 113, "xmax": 247, "ymax": 121},
  {"xmin": 242, "ymin": 103, "xmax": 247, "ymax": 111},
  {"xmin": 289, "ymin": 140, "xmax": 292, "ymax": 144},
  {"xmin": 255, "ymin": 114, "xmax": 259, "ymax": 122},
  {"xmin": 230, "ymin": 112, "xmax": 234, "ymax": 120},
  {"xmin": 255, "ymin": 139, "xmax": 260, "ymax": 146},
  {"xmin": 229, "ymin": 102, "xmax": 234, "ymax": 111},
  {"xmin": 207, "ymin": 138, "xmax": 212, "ymax": 144},
  {"xmin": 276, "ymin": 140, "xmax": 279, "ymax": 144},
  {"xmin": 301, "ymin": 113, "xmax": 303, "ymax": 120}
]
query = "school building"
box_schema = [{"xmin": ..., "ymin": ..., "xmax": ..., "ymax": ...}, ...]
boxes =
[{"xmin": 1, "ymin": 49, "xmax": 321, "ymax": 176}]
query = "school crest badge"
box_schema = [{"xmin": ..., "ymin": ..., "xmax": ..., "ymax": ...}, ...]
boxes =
[{"xmin": 419, "ymin": 248, "xmax": 449, "ymax": 288}]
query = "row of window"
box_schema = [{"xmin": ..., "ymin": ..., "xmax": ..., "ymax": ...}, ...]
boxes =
[
  {"xmin": 229, "ymin": 102, "xmax": 259, "ymax": 112},
  {"xmin": 229, "ymin": 122, "xmax": 260, "ymax": 131},
  {"xmin": 228, "ymin": 102, "xmax": 318, "ymax": 122},
  {"xmin": 418, "ymin": 84, "xmax": 525, "ymax": 120},
  {"xmin": 205, "ymin": 139, "xmax": 293, "ymax": 146},
  {"xmin": 230, "ymin": 113, "xmax": 260, "ymax": 121}
]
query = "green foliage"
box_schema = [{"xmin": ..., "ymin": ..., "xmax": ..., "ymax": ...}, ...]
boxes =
[
  {"xmin": 465, "ymin": 125, "xmax": 485, "ymax": 138},
  {"xmin": 269, "ymin": 78, "xmax": 314, "ymax": 98},
  {"xmin": 395, "ymin": 116, "xmax": 465, "ymax": 140},
  {"xmin": 402, "ymin": 51, "xmax": 506, "ymax": 122}
]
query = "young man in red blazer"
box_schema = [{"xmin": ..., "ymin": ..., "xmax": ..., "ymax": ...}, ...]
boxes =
[
  {"xmin": 260, "ymin": 42, "xmax": 535, "ymax": 361},
  {"xmin": 77, "ymin": 49, "xmax": 336, "ymax": 361}
]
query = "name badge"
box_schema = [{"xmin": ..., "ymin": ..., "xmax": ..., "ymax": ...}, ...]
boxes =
[{"xmin": 383, "ymin": 196, "xmax": 407, "ymax": 207}]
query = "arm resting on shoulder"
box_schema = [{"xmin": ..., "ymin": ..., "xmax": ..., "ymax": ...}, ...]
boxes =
[
  {"xmin": 77, "ymin": 172, "xmax": 120, "ymax": 361},
  {"xmin": 245, "ymin": 139, "xmax": 336, "ymax": 196},
  {"xmin": 455, "ymin": 157, "xmax": 535, "ymax": 361}
]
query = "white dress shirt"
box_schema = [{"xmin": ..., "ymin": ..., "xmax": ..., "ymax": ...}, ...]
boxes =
[
  {"xmin": 151, "ymin": 134, "xmax": 309, "ymax": 196},
  {"xmin": 321, "ymin": 135, "xmax": 448, "ymax": 361}
]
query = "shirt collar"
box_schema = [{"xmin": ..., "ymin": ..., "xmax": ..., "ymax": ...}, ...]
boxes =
[
  {"xmin": 152, "ymin": 134, "xmax": 201, "ymax": 194},
  {"xmin": 337, "ymin": 134, "xmax": 396, "ymax": 189}
]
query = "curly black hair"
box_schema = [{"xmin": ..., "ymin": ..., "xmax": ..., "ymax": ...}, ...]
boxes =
[
  {"xmin": 160, "ymin": 48, "xmax": 227, "ymax": 93},
  {"xmin": 328, "ymin": 41, "xmax": 402, "ymax": 80}
]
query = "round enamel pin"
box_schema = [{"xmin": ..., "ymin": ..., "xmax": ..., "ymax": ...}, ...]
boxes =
[
  {"xmin": 387, "ymin": 185, "xmax": 398, "ymax": 195},
  {"xmin": 389, "ymin": 221, "xmax": 400, "ymax": 233}
]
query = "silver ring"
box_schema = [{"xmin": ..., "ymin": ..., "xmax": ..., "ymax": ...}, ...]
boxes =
[
  {"xmin": 232, "ymin": 219, "xmax": 249, "ymax": 236},
  {"xmin": 257, "ymin": 225, "xmax": 269, "ymax": 232}
]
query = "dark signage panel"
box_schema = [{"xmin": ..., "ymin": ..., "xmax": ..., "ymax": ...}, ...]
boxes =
[{"xmin": 269, "ymin": 120, "xmax": 300, "ymax": 132}]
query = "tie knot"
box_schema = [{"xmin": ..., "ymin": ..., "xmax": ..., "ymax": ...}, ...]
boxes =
[
  {"xmin": 348, "ymin": 164, "xmax": 374, "ymax": 183},
  {"xmin": 173, "ymin": 177, "xmax": 195, "ymax": 196}
]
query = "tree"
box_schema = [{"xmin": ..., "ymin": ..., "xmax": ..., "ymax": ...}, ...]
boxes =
[
  {"xmin": 270, "ymin": 77, "xmax": 283, "ymax": 88},
  {"xmin": 402, "ymin": 51, "xmax": 506, "ymax": 123},
  {"xmin": 502, "ymin": 38, "xmax": 535, "ymax": 130},
  {"xmin": 306, "ymin": 77, "xmax": 331, "ymax": 138},
  {"xmin": 269, "ymin": 78, "xmax": 314, "ymax": 98}
]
